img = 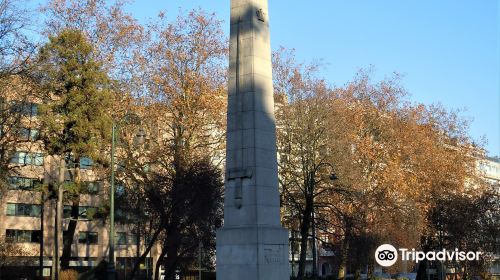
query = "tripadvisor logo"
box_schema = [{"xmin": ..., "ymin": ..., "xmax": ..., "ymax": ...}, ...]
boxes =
[
  {"xmin": 375, "ymin": 244, "xmax": 483, "ymax": 267},
  {"xmin": 375, "ymin": 244, "xmax": 398, "ymax": 267}
]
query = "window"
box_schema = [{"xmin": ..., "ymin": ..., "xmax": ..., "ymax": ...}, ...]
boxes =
[
  {"xmin": 32, "ymin": 153, "xmax": 44, "ymax": 166},
  {"xmin": 115, "ymin": 208, "xmax": 125, "ymax": 220},
  {"xmin": 10, "ymin": 151, "xmax": 27, "ymax": 164},
  {"xmin": 79, "ymin": 206, "xmax": 97, "ymax": 220},
  {"xmin": 82, "ymin": 181, "xmax": 100, "ymax": 194},
  {"xmin": 65, "ymin": 155, "xmax": 76, "ymax": 168},
  {"xmin": 64, "ymin": 205, "xmax": 98, "ymax": 220},
  {"xmin": 116, "ymin": 183, "xmax": 125, "ymax": 196},
  {"xmin": 17, "ymin": 127, "xmax": 39, "ymax": 141},
  {"xmin": 63, "ymin": 205, "xmax": 72, "ymax": 219},
  {"xmin": 6, "ymin": 204, "xmax": 15, "ymax": 216},
  {"xmin": 11, "ymin": 102, "xmax": 38, "ymax": 117},
  {"xmin": 116, "ymin": 232, "xmax": 127, "ymax": 245},
  {"xmin": 128, "ymin": 233, "xmax": 138, "ymax": 245},
  {"xmin": 65, "ymin": 155, "xmax": 93, "ymax": 169},
  {"xmin": 79, "ymin": 157, "xmax": 93, "ymax": 170},
  {"xmin": 8, "ymin": 176, "xmax": 42, "ymax": 191},
  {"xmin": 31, "ymin": 104, "xmax": 38, "ymax": 116},
  {"xmin": 6, "ymin": 203, "xmax": 41, "ymax": 217},
  {"xmin": 10, "ymin": 151, "xmax": 44, "ymax": 166},
  {"xmin": 78, "ymin": 232, "xmax": 98, "ymax": 245},
  {"xmin": 5, "ymin": 229, "xmax": 41, "ymax": 243},
  {"xmin": 116, "ymin": 232, "xmax": 137, "ymax": 246}
]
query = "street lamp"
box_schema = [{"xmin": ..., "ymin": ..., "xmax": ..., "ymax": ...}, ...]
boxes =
[{"xmin": 107, "ymin": 114, "xmax": 145, "ymax": 280}]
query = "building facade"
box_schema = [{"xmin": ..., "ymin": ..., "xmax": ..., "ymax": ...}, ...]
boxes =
[{"xmin": 0, "ymin": 98, "xmax": 157, "ymax": 279}]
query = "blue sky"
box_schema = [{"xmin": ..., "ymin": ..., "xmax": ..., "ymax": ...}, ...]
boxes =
[
  {"xmin": 29, "ymin": 1, "xmax": 499, "ymax": 156},
  {"xmin": 124, "ymin": 0, "xmax": 498, "ymax": 156}
]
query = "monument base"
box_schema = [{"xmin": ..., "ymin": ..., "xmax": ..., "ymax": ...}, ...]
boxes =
[{"xmin": 216, "ymin": 226, "xmax": 289, "ymax": 280}]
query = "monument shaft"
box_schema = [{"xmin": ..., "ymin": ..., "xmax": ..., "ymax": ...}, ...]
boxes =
[{"xmin": 216, "ymin": 0, "xmax": 289, "ymax": 279}]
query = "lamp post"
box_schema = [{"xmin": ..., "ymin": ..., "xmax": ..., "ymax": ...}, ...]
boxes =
[
  {"xmin": 107, "ymin": 123, "xmax": 117, "ymax": 280},
  {"xmin": 107, "ymin": 115, "xmax": 145, "ymax": 280}
]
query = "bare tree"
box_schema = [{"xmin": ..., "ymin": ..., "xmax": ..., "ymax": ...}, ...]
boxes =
[{"xmin": 0, "ymin": 0, "xmax": 36, "ymax": 76}]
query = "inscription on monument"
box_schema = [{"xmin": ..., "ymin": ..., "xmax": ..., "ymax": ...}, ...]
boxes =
[{"xmin": 264, "ymin": 245, "xmax": 284, "ymax": 264}]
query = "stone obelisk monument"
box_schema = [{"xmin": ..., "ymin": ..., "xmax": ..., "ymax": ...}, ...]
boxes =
[{"xmin": 216, "ymin": 0, "xmax": 289, "ymax": 279}]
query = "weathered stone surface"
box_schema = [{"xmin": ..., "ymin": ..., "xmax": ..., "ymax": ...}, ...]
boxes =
[
  {"xmin": 217, "ymin": 0, "xmax": 289, "ymax": 279},
  {"xmin": 217, "ymin": 227, "xmax": 289, "ymax": 280}
]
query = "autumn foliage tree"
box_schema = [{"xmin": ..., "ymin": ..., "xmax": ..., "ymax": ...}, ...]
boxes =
[
  {"xmin": 40, "ymin": 0, "xmax": 143, "ymax": 78},
  {"xmin": 274, "ymin": 48, "xmax": 486, "ymax": 279},
  {"xmin": 274, "ymin": 49, "xmax": 340, "ymax": 278},
  {"xmin": 114, "ymin": 10, "xmax": 227, "ymax": 279}
]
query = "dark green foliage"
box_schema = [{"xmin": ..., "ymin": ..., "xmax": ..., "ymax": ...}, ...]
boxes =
[
  {"xmin": 152, "ymin": 158, "xmax": 224, "ymax": 279},
  {"xmin": 424, "ymin": 186, "xmax": 500, "ymax": 278},
  {"xmin": 126, "ymin": 157, "xmax": 224, "ymax": 280},
  {"xmin": 78, "ymin": 260, "xmax": 107, "ymax": 280},
  {"xmin": 37, "ymin": 28, "xmax": 112, "ymax": 162}
]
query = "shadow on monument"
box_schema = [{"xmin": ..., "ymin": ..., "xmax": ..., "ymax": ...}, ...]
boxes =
[{"xmin": 216, "ymin": 2, "xmax": 290, "ymax": 280}]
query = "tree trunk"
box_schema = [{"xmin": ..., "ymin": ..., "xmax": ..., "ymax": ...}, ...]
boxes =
[
  {"xmin": 154, "ymin": 247, "xmax": 167, "ymax": 280},
  {"xmin": 52, "ymin": 158, "xmax": 65, "ymax": 280},
  {"xmin": 338, "ymin": 218, "xmax": 352, "ymax": 280},
  {"xmin": 129, "ymin": 226, "xmax": 163, "ymax": 280},
  {"xmin": 163, "ymin": 221, "xmax": 181, "ymax": 280},
  {"xmin": 39, "ymin": 191, "xmax": 44, "ymax": 280},
  {"xmin": 338, "ymin": 237, "xmax": 349, "ymax": 280},
  {"xmin": 311, "ymin": 209, "xmax": 318, "ymax": 277},
  {"xmin": 354, "ymin": 267, "xmax": 361, "ymax": 280},
  {"xmin": 367, "ymin": 260, "xmax": 374, "ymax": 280},
  {"xmin": 298, "ymin": 196, "xmax": 313, "ymax": 279},
  {"xmin": 60, "ymin": 195, "xmax": 80, "ymax": 269},
  {"xmin": 416, "ymin": 259, "xmax": 428, "ymax": 280},
  {"xmin": 291, "ymin": 230, "xmax": 296, "ymax": 277},
  {"xmin": 61, "ymin": 165, "xmax": 81, "ymax": 270}
]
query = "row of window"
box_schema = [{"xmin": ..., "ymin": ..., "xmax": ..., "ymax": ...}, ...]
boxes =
[
  {"xmin": 5, "ymin": 203, "xmax": 102, "ymax": 219},
  {"xmin": 5, "ymin": 230, "xmax": 135, "ymax": 246},
  {"xmin": 116, "ymin": 232, "xmax": 138, "ymax": 245},
  {"xmin": 5, "ymin": 229, "xmax": 41, "ymax": 243},
  {"xmin": 6, "ymin": 203, "xmax": 41, "ymax": 217},
  {"xmin": 5, "ymin": 230, "xmax": 97, "ymax": 245},
  {"xmin": 7, "ymin": 176, "xmax": 100, "ymax": 193},
  {"xmin": 0, "ymin": 126, "xmax": 40, "ymax": 141},
  {"xmin": 17, "ymin": 127, "xmax": 40, "ymax": 141},
  {"xmin": 10, "ymin": 152, "xmax": 95, "ymax": 169},
  {"xmin": 76, "ymin": 231, "xmax": 98, "ymax": 245},
  {"xmin": 9, "ymin": 101, "xmax": 39, "ymax": 117},
  {"xmin": 65, "ymin": 156, "xmax": 94, "ymax": 170},
  {"xmin": 10, "ymin": 151, "xmax": 44, "ymax": 166},
  {"xmin": 8, "ymin": 176, "xmax": 42, "ymax": 191},
  {"xmin": 63, "ymin": 205, "xmax": 99, "ymax": 220}
]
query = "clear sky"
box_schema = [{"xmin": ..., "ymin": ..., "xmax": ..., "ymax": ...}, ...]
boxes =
[
  {"xmin": 32, "ymin": 0, "xmax": 500, "ymax": 156},
  {"xmin": 123, "ymin": 0, "xmax": 498, "ymax": 156}
]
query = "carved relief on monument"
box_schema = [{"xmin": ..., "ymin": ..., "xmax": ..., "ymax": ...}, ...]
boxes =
[
  {"xmin": 264, "ymin": 244, "xmax": 284, "ymax": 264},
  {"xmin": 256, "ymin": 8, "xmax": 266, "ymax": 22}
]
